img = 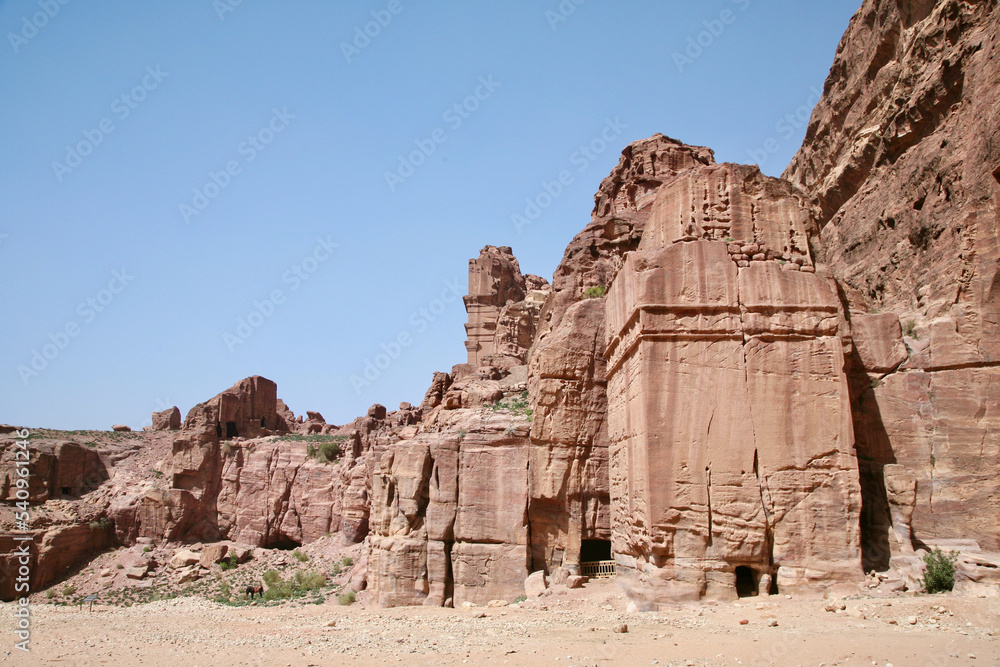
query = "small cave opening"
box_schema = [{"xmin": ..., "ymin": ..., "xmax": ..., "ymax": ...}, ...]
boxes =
[
  {"xmin": 260, "ymin": 417, "xmax": 266, "ymax": 428},
  {"xmin": 61, "ymin": 487, "xmax": 72, "ymax": 496},
  {"xmin": 215, "ymin": 422, "xmax": 222, "ymax": 437},
  {"xmin": 735, "ymin": 566, "xmax": 758, "ymax": 598},
  {"xmin": 225, "ymin": 421, "xmax": 238, "ymax": 438},
  {"xmin": 993, "ymin": 165, "xmax": 1000, "ymax": 185},
  {"xmin": 580, "ymin": 539, "xmax": 612, "ymax": 562},
  {"xmin": 268, "ymin": 536, "xmax": 302, "ymax": 551}
]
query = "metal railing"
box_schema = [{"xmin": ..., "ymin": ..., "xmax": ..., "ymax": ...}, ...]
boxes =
[{"xmin": 580, "ymin": 560, "xmax": 616, "ymax": 578}]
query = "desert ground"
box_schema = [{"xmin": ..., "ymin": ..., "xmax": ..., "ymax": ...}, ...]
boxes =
[{"xmin": 4, "ymin": 578, "xmax": 998, "ymax": 666}]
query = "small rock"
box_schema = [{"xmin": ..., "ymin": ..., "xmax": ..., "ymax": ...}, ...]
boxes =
[
  {"xmin": 906, "ymin": 616, "xmax": 918, "ymax": 625},
  {"xmin": 325, "ymin": 620, "xmax": 336, "ymax": 627},
  {"xmin": 739, "ymin": 619, "xmax": 749, "ymax": 625},
  {"xmin": 612, "ymin": 623, "xmax": 628, "ymax": 634},
  {"xmin": 472, "ymin": 612, "xmax": 486, "ymax": 619},
  {"xmin": 767, "ymin": 620, "xmax": 778, "ymax": 627}
]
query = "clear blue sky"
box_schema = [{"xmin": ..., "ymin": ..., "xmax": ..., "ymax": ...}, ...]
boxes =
[{"xmin": 0, "ymin": 0, "xmax": 860, "ymax": 430}]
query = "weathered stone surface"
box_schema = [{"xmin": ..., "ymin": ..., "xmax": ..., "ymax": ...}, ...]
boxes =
[
  {"xmin": 151, "ymin": 406, "xmax": 182, "ymax": 431},
  {"xmin": 169, "ymin": 549, "xmax": 200, "ymax": 569},
  {"xmin": 605, "ymin": 165, "xmax": 861, "ymax": 603},
  {"xmin": 0, "ymin": 523, "xmax": 112, "ymax": 600},
  {"xmin": 527, "ymin": 298, "xmax": 610, "ymax": 574},
  {"xmin": 112, "ymin": 425, "xmax": 131, "ymax": 432},
  {"xmin": 850, "ymin": 313, "xmax": 908, "ymax": 373},
  {"xmin": 786, "ymin": 0, "xmax": 1000, "ymax": 564},
  {"xmin": 369, "ymin": 411, "xmax": 531, "ymax": 607},
  {"xmin": 199, "ymin": 543, "xmax": 228, "ymax": 568},
  {"xmin": 0, "ymin": 441, "xmax": 107, "ymax": 502},
  {"xmin": 464, "ymin": 246, "xmax": 528, "ymax": 366},
  {"xmin": 524, "ymin": 570, "xmax": 547, "ymax": 597}
]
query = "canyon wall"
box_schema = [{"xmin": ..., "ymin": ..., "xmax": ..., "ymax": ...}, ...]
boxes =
[{"xmin": 785, "ymin": 0, "xmax": 1000, "ymax": 568}]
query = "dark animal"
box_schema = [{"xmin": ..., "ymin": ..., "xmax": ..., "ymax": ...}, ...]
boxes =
[{"xmin": 246, "ymin": 585, "xmax": 264, "ymax": 599}]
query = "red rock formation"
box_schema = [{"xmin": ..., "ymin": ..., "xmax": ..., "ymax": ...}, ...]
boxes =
[
  {"xmin": 368, "ymin": 397, "xmax": 531, "ymax": 607},
  {"xmin": 605, "ymin": 164, "xmax": 862, "ymax": 602},
  {"xmin": 150, "ymin": 407, "xmax": 181, "ymax": 431},
  {"xmin": 785, "ymin": 0, "xmax": 1000, "ymax": 564},
  {"xmin": 463, "ymin": 246, "xmax": 528, "ymax": 365},
  {"xmin": 0, "ymin": 441, "xmax": 107, "ymax": 502},
  {"xmin": 525, "ymin": 136, "xmax": 717, "ymax": 578}
]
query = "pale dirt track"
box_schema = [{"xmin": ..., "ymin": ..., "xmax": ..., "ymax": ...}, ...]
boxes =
[{"xmin": 3, "ymin": 580, "xmax": 998, "ymax": 666}]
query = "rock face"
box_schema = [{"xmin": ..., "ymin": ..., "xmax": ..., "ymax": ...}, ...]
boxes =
[
  {"xmin": 605, "ymin": 163, "xmax": 862, "ymax": 602},
  {"xmin": 151, "ymin": 407, "xmax": 181, "ymax": 431},
  {"xmin": 369, "ymin": 408, "xmax": 532, "ymax": 607},
  {"xmin": 463, "ymin": 246, "xmax": 552, "ymax": 369},
  {"xmin": 525, "ymin": 136, "xmax": 718, "ymax": 577},
  {"xmin": 785, "ymin": 0, "xmax": 1000, "ymax": 564},
  {"xmin": 464, "ymin": 246, "xmax": 529, "ymax": 366},
  {"xmin": 0, "ymin": 441, "xmax": 107, "ymax": 502},
  {"xmin": 131, "ymin": 376, "xmax": 383, "ymax": 546}
]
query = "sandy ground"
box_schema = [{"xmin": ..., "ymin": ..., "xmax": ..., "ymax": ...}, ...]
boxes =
[{"xmin": 3, "ymin": 580, "xmax": 997, "ymax": 666}]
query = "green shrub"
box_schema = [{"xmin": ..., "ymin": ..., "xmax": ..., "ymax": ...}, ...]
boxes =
[
  {"xmin": 115, "ymin": 564, "xmax": 123, "ymax": 570},
  {"xmin": 513, "ymin": 595, "xmax": 527, "ymax": 603},
  {"xmin": 904, "ymin": 319, "xmax": 918, "ymax": 338},
  {"xmin": 62, "ymin": 585, "xmax": 76, "ymax": 596},
  {"xmin": 315, "ymin": 440, "xmax": 340, "ymax": 463},
  {"xmin": 341, "ymin": 556, "xmax": 354, "ymax": 568},
  {"xmin": 89, "ymin": 517, "xmax": 109, "ymax": 531},
  {"xmin": 584, "ymin": 285, "xmax": 607, "ymax": 299},
  {"xmin": 338, "ymin": 590, "xmax": 356, "ymax": 605},
  {"xmin": 45, "ymin": 589, "xmax": 56, "ymax": 599},
  {"xmin": 295, "ymin": 570, "xmax": 327, "ymax": 591},
  {"xmin": 292, "ymin": 549, "xmax": 309, "ymax": 563},
  {"xmin": 305, "ymin": 439, "xmax": 341, "ymax": 463},
  {"xmin": 263, "ymin": 569, "xmax": 282, "ymax": 586},
  {"xmin": 923, "ymin": 548, "xmax": 958, "ymax": 593},
  {"xmin": 143, "ymin": 546, "xmax": 151, "ymax": 553},
  {"xmin": 219, "ymin": 554, "xmax": 239, "ymax": 571}
]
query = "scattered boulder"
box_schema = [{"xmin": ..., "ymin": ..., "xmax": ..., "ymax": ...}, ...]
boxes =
[
  {"xmin": 151, "ymin": 407, "xmax": 181, "ymax": 431},
  {"xmin": 169, "ymin": 549, "xmax": 200, "ymax": 569},
  {"xmin": 112, "ymin": 425, "xmax": 131, "ymax": 432},
  {"xmin": 125, "ymin": 564, "xmax": 149, "ymax": 580},
  {"xmin": 199, "ymin": 543, "xmax": 229, "ymax": 568},
  {"xmin": 524, "ymin": 571, "xmax": 547, "ymax": 598}
]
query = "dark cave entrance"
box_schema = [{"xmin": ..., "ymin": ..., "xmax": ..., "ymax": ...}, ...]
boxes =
[
  {"xmin": 735, "ymin": 566, "xmax": 757, "ymax": 597},
  {"xmin": 225, "ymin": 421, "xmax": 238, "ymax": 438},
  {"xmin": 61, "ymin": 487, "xmax": 72, "ymax": 496},
  {"xmin": 269, "ymin": 536, "xmax": 302, "ymax": 551},
  {"xmin": 580, "ymin": 539, "xmax": 612, "ymax": 562},
  {"xmin": 260, "ymin": 417, "xmax": 266, "ymax": 428}
]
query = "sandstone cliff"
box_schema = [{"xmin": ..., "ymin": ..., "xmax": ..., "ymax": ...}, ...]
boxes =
[{"xmin": 785, "ymin": 0, "xmax": 1000, "ymax": 571}]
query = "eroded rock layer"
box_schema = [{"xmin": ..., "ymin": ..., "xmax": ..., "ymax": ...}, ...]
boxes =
[
  {"xmin": 785, "ymin": 0, "xmax": 1000, "ymax": 563},
  {"xmin": 605, "ymin": 164, "xmax": 862, "ymax": 602}
]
